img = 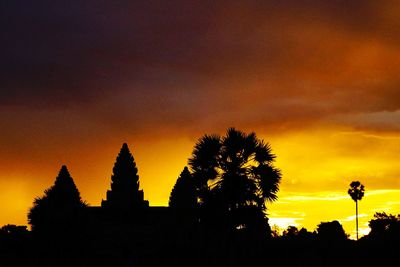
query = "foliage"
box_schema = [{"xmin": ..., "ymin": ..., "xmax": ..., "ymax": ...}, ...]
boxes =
[
  {"xmin": 283, "ymin": 226, "xmax": 299, "ymax": 238},
  {"xmin": 188, "ymin": 127, "xmax": 281, "ymax": 232},
  {"xmin": 282, "ymin": 226, "xmax": 315, "ymax": 241},
  {"xmin": 28, "ymin": 165, "xmax": 86, "ymax": 232},
  {"xmin": 316, "ymin": 221, "xmax": 348, "ymax": 241},
  {"xmin": 348, "ymin": 181, "xmax": 365, "ymax": 202},
  {"xmin": 0, "ymin": 224, "xmax": 28, "ymax": 235},
  {"xmin": 368, "ymin": 212, "xmax": 400, "ymax": 240}
]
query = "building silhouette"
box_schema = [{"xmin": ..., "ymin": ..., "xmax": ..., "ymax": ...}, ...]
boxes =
[
  {"xmin": 84, "ymin": 143, "xmax": 171, "ymax": 238},
  {"xmin": 101, "ymin": 143, "xmax": 149, "ymax": 212}
]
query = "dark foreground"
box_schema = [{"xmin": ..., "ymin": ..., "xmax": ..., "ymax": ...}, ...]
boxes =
[{"xmin": 1, "ymin": 224, "xmax": 398, "ymax": 267}]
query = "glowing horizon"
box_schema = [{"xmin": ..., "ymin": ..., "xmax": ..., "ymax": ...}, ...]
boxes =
[{"xmin": 2, "ymin": 127, "xmax": 399, "ymax": 239}]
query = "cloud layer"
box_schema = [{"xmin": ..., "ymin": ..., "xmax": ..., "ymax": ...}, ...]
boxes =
[{"xmin": 2, "ymin": 1, "xmax": 399, "ymax": 133}]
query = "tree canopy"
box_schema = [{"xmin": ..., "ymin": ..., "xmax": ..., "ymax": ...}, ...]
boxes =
[
  {"xmin": 348, "ymin": 181, "xmax": 365, "ymax": 202},
  {"xmin": 188, "ymin": 127, "xmax": 281, "ymax": 233},
  {"xmin": 28, "ymin": 165, "xmax": 86, "ymax": 232},
  {"xmin": 368, "ymin": 212, "xmax": 400, "ymax": 240},
  {"xmin": 316, "ymin": 221, "xmax": 348, "ymax": 241}
]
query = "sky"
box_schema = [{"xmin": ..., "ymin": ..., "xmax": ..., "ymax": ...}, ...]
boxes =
[{"xmin": 1, "ymin": 0, "xmax": 400, "ymax": 238}]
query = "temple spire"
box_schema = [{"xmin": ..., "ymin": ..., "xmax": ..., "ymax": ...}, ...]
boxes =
[{"xmin": 102, "ymin": 143, "xmax": 148, "ymax": 212}]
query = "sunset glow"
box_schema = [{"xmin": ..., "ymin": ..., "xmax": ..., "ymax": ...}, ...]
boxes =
[{"xmin": 1, "ymin": 1, "xmax": 400, "ymax": 238}]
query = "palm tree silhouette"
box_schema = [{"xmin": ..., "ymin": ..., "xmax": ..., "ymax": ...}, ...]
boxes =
[
  {"xmin": 348, "ymin": 181, "xmax": 365, "ymax": 240},
  {"xmin": 189, "ymin": 128, "xmax": 281, "ymax": 232}
]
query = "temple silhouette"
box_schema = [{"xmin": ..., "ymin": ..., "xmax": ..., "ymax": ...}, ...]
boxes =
[
  {"xmin": 84, "ymin": 143, "xmax": 171, "ymax": 239},
  {"xmin": 101, "ymin": 143, "xmax": 148, "ymax": 211},
  {"xmin": 26, "ymin": 143, "xmax": 175, "ymax": 266}
]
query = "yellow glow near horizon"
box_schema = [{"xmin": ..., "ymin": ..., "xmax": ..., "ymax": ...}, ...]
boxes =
[
  {"xmin": 0, "ymin": 127, "xmax": 399, "ymax": 240},
  {"xmin": 266, "ymin": 127, "xmax": 400, "ymax": 238},
  {"xmin": 0, "ymin": 179, "xmax": 33, "ymax": 226},
  {"xmin": 268, "ymin": 189, "xmax": 400, "ymax": 239}
]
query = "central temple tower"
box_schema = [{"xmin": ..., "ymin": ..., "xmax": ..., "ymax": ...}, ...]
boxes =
[{"xmin": 101, "ymin": 143, "xmax": 149, "ymax": 212}]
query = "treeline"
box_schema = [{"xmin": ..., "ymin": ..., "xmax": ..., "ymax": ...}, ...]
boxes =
[
  {"xmin": 1, "ymin": 213, "xmax": 400, "ymax": 266},
  {"xmin": 275, "ymin": 213, "xmax": 400, "ymax": 242}
]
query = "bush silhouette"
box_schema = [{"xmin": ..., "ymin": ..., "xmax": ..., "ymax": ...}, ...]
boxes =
[
  {"xmin": 368, "ymin": 212, "xmax": 400, "ymax": 240},
  {"xmin": 282, "ymin": 226, "xmax": 299, "ymax": 238},
  {"xmin": 28, "ymin": 165, "xmax": 86, "ymax": 232},
  {"xmin": 0, "ymin": 224, "xmax": 28, "ymax": 233},
  {"xmin": 316, "ymin": 220, "xmax": 348, "ymax": 242}
]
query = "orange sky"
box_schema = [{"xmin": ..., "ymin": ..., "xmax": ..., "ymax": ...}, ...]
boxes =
[{"xmin": 1, "ymin": 1, "xmax": 400, "ymax": 238}]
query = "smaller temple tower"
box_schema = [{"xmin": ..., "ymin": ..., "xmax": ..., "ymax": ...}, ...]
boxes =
[{"xmin": 101, "ymin": 143, "xmax": 149, "ymax": 213}]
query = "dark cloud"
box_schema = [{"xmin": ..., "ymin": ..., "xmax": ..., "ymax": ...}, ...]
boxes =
[
  {"xmin": 1, "ymin": 0, "xmax": 399, "ymax": 133},
  {"xmin": 1, "ymin": 0, "xmax": 217, "ymax": 106}
]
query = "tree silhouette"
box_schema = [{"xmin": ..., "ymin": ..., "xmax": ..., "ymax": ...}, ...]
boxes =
[
  {"xmin": 282, "ymin": 226, "xmax": 315, "ymax": 241},
  {"xmin": 188, "ymin": 127, "xmax": 281, "ymax": 233},
  {"xmin": 348, "ymin": 181, "xmax": 365, "ymax": 240},
  {"xmin": 28, "ymin": 165, "xmax": 86, "ymax": 232},
  {"xmin": 282, "ymin": 226, "xmax": 299, "ymax": 238},
  {"xmin": 102, "ymin": 143, "xmax": 148, "ymax": 211},
  {"xmin": 317, "ymin": 220, "xmax": 348, "ymax": 241},
  {"xmin": 368, "ymin": 212, "xmax": 400, "ymax": 240}
]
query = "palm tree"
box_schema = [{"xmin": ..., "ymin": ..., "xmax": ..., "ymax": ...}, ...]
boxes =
[
  {"xmin": 188, "ymin": 128, "xmax": 281, "ymax": 232},
  {"xmin": 348, "ymin": 181, "xmax": 365, "ymax": 240}
]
